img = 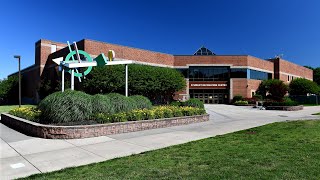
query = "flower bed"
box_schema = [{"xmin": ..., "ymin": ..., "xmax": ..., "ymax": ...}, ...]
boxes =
[
  {"xmin": 3, "ymin": 91, "xmax": 209, "ymax": 138},
  {"xmin": 1, "ymin": 113, "xmax": 209, "ymax": 139}
]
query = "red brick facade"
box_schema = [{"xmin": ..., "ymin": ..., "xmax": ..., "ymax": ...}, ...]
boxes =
[
  {"xmin": 11, "ymin": 39, "xmax": 313, "ymax": 104},
  {"xmin": 269, "ymin": 58, "xmax": 313, "ymax": 83}
]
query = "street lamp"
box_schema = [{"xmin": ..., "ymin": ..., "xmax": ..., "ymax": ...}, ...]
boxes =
[{"xmin": 14, "ymin": 55, "xmax": 21, "ymax": 108}]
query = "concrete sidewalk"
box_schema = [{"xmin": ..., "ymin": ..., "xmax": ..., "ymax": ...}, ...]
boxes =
[{"xmin": 1, "ymin": 105, "xmax": 319, "ymax": 179}]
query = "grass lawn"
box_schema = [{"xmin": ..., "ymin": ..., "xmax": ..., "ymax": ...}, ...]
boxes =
[
  {"xmin": 23, "ymin": 120, "xmax": 320, "ymax": 179},
  {"xmin": 0, "ymin": 105, "xmax": 35, "ymax": 113}
]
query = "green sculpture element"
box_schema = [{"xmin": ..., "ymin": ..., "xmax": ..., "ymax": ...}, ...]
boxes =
[
  {"xmin": 64, "ymin": 50, "xmax": 93, "ymax": 77},
  {"xmin": 95, "ymin": 53, "xmax": 108, "ymax": 66}
]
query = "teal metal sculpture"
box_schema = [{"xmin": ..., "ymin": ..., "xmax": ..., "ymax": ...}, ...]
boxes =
[{"xmin": 52, "ymin": 41, "xmax": 132, "ymax": 96}]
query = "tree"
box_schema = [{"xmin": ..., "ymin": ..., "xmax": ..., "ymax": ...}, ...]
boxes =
[
  {"xmin": 289, "ymin": 78, "xmax": 320, "ymax": 95},
  {"xmin": 304, "ymin": 66, "xmax": 320, "ymax": 85},
  {"xmin": 304, "ymin": 66, "xmax": 314, "ymax": 70},
  {"xmin": 82, "ymin": 64, "xmax": 186, "ymax": 104},
  {"xmin": 314, "ymin": 67, "xmax": 320, "ymax": 85},
  {"xmin": 0, "ymin": 75, "xmax": 19, "ymax": 105},
  {"xmin": 257, "ymin": 79, "xmax": 288, "ymax": 101}
]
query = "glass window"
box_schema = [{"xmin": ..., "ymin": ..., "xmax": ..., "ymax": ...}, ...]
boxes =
[
  {"xmin": 189, "ymin": 66, "xmax": 229, "ymax": 81},
  {"xmin": 249, "ymin": 69, "xmax": 270, "ymax": 80},
  {"xmin": 176, "ymin": 68, "xmax": 188, "ymax": 78},
  {"xmin": 230, "ymin": 68, "xmax": 247, "ymax": 78}
]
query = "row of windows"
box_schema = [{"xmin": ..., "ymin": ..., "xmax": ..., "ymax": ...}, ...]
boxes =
[
  {"xmin": 250, "ymin": 69, "xmax": 272, "ymax": 80},
  {"xmin": 177, "ymin": 67, "xmax": 272, "ymax": 81},
  {"xmin": 181, "ymin": 67, "xmax": 229, "ymax": 81}
]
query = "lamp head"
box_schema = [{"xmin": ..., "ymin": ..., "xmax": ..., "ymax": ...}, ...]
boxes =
[{"xmin": 14, "ymin": 55, "xmax": 21, "ymax": 59}]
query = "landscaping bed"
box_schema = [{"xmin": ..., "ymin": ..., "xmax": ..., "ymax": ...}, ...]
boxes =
[
  {"xmin": 265, "ymin": 105, "xmax": 304, "ymax": 111},
  {"xmin": 4, "ymin": 90, "xmax": 208, "ymax": 139},
  {"xmin": 1, "ymin": 113, "xmax": 209, "ymax": 139}
]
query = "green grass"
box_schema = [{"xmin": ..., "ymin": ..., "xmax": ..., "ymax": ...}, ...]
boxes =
[
  {"xmin": 22, "ymin": 120, "xmax": 320, "ymax": 179},
  {"xmin": 312, "ymin": 112, "xmax": 320, "ymax": 115},
  {"xmin": 0, "ymin": 105, "xmax": 35, "ymax": 113}
]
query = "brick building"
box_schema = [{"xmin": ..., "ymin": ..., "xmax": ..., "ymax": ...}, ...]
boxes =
[{"xmin": 10, "ymin": 39, "xmax": 313, "ymax": 104}]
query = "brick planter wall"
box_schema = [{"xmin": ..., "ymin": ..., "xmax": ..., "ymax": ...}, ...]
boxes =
[
  {"xmin": 0, "ymin": 113, "xmax": 209, "ymax": 139},
  {"xmin": 265, "ymin": 105, "xmax": 303, "ymax": 111}
]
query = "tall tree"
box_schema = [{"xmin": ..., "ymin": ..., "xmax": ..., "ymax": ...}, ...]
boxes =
[{"xmin": 82, "ymin": 64, "xmax": 186, "ymax": 104}]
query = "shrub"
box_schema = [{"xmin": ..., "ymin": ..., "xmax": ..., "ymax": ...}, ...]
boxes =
[
  {"xmin": 126, "ymin": 109, "xmax": 146, "ymax": 121},
  {"xmin": 129, "ymin": 95, "xmax": 152, "ymax": 109},
  {"xmin": 92, "ymin": 106, "xmax": 206, "ymax": 123},
  {"xmin": 242, "ymin": 98, "xmax": 257, "ymax": 104},
  {"xmin": 106, "ymin": 93, "xmax": 138, "ymax": 113},
  {"xmin": 252, "ymin": 95, "xmax": 263, "ymax": 101},
  {"xmin": 38, "ymin": 90, "xmax": 92, "ymax": 124},
  {"xmin": 234, "ymin": 100, "xmax": 249, "ymax": 105},
  {"xmin": 145, "ymin": 110, "xmax": 156, "ymax": 120},
  {"xmin": 170, "ymin": 101, "xmax": 181, "ymax": 106},
  {"xmin": 91, "ymin": 94, "xmax": 115, "ymax": 114},
  {"xmin": 162, "ymin": 108, "xmax": 174, "ymax": 118},
  {"xmin": 183, "ymin": 98, "xmax": 204, "ymax": 109},
  {"xmin": 289, "ymin": 78, "xmax": 320, "ymax": 95},
  {"xmin": 172, "ymin": 108, "xmax": 183, "ymax": 117},
  {"xmin": 94, "ymin": 113, "xmax": 113, "ymax": 124},
  {"xmin": 257, "ymin": 79, "xmax": 288, "ymax": 101},
  {"xmin": 111, "ymin": 112, "xmax": 127, "ymax": 122},
  {"xmin": 9, "ymin": 107, "xmax": 41, "ymax": 122},
  {"xmin": 180, "ymin": 106, "xmax": 197, "ymax": 116},
  {"xmin": 83, "ymin": 64, "xmax": 186, "ymax": 104},
  {"xmin": 232, "ymin": 95, "xmax": 243, "ymax": 103},
  {"xmin": 0, "ymin": 75, "xmax": 19, "ymax": 105},
  {"xmin": 263, "ymin": 97, "xmax": 299, "ymax": 106}
]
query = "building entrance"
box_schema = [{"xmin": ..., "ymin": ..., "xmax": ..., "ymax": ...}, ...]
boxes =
[{"xmin": 190, "ymin": 89, "xmax": 229, "ymax": 104}]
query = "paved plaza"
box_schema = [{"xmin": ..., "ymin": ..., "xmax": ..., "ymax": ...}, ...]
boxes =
[{"xmin": 1, "ymin": 105, "xmax": 319, "ymax": 179}]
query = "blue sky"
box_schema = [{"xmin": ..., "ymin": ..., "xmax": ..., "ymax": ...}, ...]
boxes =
[{"xmin": 0, "ymin": 0, "xmax": 319, "ymax": 79}]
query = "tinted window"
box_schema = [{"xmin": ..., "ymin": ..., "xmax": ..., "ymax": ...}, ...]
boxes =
[
  {"xmin": 189, "ymin": 66, "xmax": 229, "ymax": 81},
  {"xmin": 176, "ymin": 68, "xmax": 188, "ymax": 78},
  {"xmin": 230, "ymin": 68, "xmax": 247, "ymax": 78},
  {"xmin": 249, "ymin": 69, "xmax": 271, "ymax": 80}
]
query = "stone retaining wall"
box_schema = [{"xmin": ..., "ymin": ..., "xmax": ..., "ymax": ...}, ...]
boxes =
[
  {"xmin": 265, "ymin": 105, "xmax": 303, "ymax": 111},
  {"xmin": 0, "ymin": 113, "xmax": 209, "ymax": 139}
]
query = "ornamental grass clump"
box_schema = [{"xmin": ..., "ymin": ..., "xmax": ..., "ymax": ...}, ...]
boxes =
[
  {"xmin": 182, "ymin": 98, "xmax": 204, "ymax": 109},
  {"xmin": 91, "ymin": 94, "xmax": 115, "ymax": 114},
  {"xmin": 106, "ymin": 93, "xmax": 138, "ymax": 113},
  {"xmin": 129, "ymin": 95, "xmax": 152, "ymax": 109},
  {"xmin": 38, "ymin": 90, "xmax": 92, "ymax": 124}
]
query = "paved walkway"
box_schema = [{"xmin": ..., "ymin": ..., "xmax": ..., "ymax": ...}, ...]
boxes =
[{"xmin": 1, "ymin": 105, "xmax": 319, "ymax": 179}]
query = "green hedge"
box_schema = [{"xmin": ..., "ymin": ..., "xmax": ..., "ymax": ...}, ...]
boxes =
[{"xmin": 38, "ymin": 90, "xmax": 92, "ymax": 124}]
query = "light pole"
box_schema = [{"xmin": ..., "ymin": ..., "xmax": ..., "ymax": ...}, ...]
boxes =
[{"xmin": 14, "ymin": 55, "xmax": 21, "ymax": 108}]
